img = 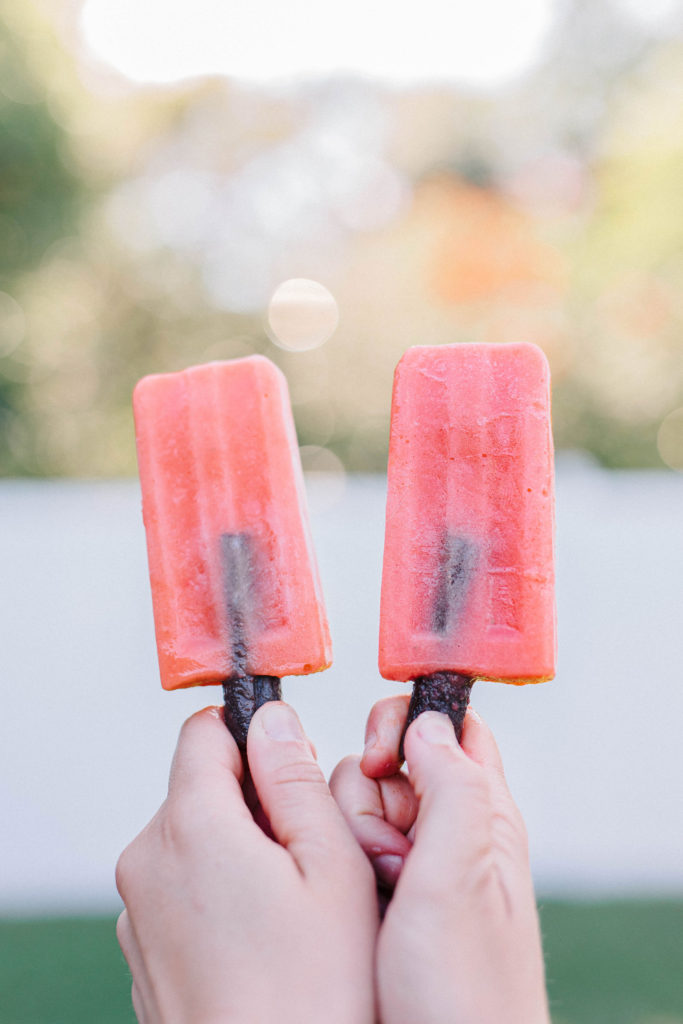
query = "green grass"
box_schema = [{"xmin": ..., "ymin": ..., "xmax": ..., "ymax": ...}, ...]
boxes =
[
  {"xmin": 540, "ymin": 900, "xmax": 683, "ymax": 1024},
  {"xmin": 0, "ymin": 901, "xmax": 682, "ymax": 1023},
  {"xmin": 0, "ymin": 917, "xmax": 135, "ymax": 1024}
]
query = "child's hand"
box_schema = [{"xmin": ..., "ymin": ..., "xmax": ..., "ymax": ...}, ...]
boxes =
[
  {"xmin": 116, "ymin": 702, "xmax": 378, "ymax": 1024},
  {"xmin": 330, "ymin": 697, "xmax": 550, "ymax": 1024}
]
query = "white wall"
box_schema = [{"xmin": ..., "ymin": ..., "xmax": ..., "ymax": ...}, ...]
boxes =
[{"xmin": 1, "ymin": 460, "xmax": 682, "ymax": 912}]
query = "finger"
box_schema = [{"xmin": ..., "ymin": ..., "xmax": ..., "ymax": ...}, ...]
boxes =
[
  {"xmin": 360, "ymin": 695, "xmax": 410, "ymax": 778},
  {"xmin": 241, "ymin": 766, "xmax": 276, "ymax": 838},
  {"xmin": 402, "ymin": 711, "xmax": 491, "ymax": 877},
  {"xmin": 116, "ymin": 908, "xmax": 136, "ymax": 967},
  {"xmin": 332, "ymin": 757, "xmax": 417, "ymax": 836},
  {"xmin": 247, "ymin": 701, "xmax": 359, "ymax": 875},
  {"xmin": 131, "ymin": 982, "xmax": 148, "ymax": 1024},
  {"xmin": 377, "ymin": 772, "xmax": 419, "ymax": 835},
  {"xmin": 461, "ymin": 707, "xmax": 530, "ymax": 864},
  {"xmin": 167, "ymin": 706, "xmax": 250, "ymax": 822},
  {"xmin": 460, "ymin": 706, "xmax": 508, "ymax": 786},
  {"xmin": 330, "ymin": 755, "xmax": 413, "ymax": 886},
  {"xmin": 116, "ymin": 910, "xmax": 153, "ymax": 1022}
]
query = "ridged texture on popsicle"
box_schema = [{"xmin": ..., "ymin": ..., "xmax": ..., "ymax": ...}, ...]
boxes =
[
  {"xmin": 133, "ymin": 356, "xmax": 331, "ymax": 690},
  {"xmin": 379, "ymin": 342, "xmax": 555, "ymax": 684}
]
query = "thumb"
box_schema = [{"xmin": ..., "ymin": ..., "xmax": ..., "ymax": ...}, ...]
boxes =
[
  {"xmin": 402, "ymin": 711, "xmax": 491, "ymax": 876},
  {"xmin": 247, "ymin": 702, "xmax": 355, "ymax": 876}
]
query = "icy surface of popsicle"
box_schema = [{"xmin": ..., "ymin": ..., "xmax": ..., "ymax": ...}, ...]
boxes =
[
  {"xmin": 134, "ymin": 356, "xmax": 331, "ymax": 690},
  {"xmin": 379, "ymin": 342, "xmax": 555, "ymax": 685}
]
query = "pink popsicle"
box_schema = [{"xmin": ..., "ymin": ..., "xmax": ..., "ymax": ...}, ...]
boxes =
[
  {"xmin": 133, "ymin": 356, "xmax": 331, "ymax": 745},
  {"xmin": 379, "ymin": 342, "xmax": 556, "ymax": 739}
]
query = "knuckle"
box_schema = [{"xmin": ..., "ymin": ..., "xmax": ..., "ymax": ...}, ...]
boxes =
[
  {"xmin": 115, "ymin": 844, "xmax": 136, "ymax": 900},
  {"xmin": 457, "ymin": 760, "xmax": 490, "ymax": 802},
  {"xmin": 373, "ymin": 694, "xmax": 409, "ymax": 719},
  {"xmin": 495, "ymin": 805, "xmax": 530, "ymax": 859},
  {"xmin": 177, "ymin": 714, "xmax": 195, "ymax": 742},
  {"xmin": 489, "ymin": 759, "xmax": 508, "ymax": 785},
  {"xmin": 115, "ymin": 910, "xmax": 132, "ymax": 955},
  {"xmin": 337, "ymin": 754, "xmax": 362, "ymax": 774},
  {"xmin": 161, "ymin": 794, "xmax": 203, "ymax": 849},
  {"xmin": 420, "ymin": 754, "xmax": 489, "ymax": 807},
  {"xmin": 172, "ymin": 707, "xmax": 218, "ymax": 766},
  {"xmin": 174, "ymin": 712, "xmax": 202, "ymax": 758},
  {"xmin": 329, "ymin": 755, "xmax": 361, "ymax": 792},
  {"xmin": 270, "ymin": 756, "xmax": 328, "ymax": 792}
]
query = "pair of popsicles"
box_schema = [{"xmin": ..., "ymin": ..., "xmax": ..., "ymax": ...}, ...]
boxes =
[{"xmin": 133, "ymin": 343, "xmax": 555, "ymax": 748}]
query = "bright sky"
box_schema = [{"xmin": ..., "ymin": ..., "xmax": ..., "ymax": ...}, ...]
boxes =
[{"xmin": 80, "ymin": 0, "xmax": 557, "ymax": 88}]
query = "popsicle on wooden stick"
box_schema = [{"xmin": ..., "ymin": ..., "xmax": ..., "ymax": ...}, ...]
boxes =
[
  {"xmin": 133, "ymin": 355, "xmax": 331, "ymax": 748},
  {"xmin": 379, "ymin": 342, "xmax": 555, "ymax": 749}
]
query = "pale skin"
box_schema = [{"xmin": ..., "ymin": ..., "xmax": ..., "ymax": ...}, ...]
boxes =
[
  {"xmin": 115, "ymin": 702, "xmax": 378, "ymax": 1024},
  {"xmin": 116, "ymin": 698, "xmax": 549, "ymax": 1024},
  {"xmin": 330, "ymin": 696, "xmax": 551, "ymax": 1024}
]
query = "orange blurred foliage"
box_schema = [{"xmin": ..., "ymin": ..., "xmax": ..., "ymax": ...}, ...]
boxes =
[{"xmin": 424, "ymin": 176, "xmax": 566, "ymax": 304}]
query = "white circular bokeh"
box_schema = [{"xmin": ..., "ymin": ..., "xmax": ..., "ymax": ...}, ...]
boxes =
[
  {"xmin": 80, "ymin": 0, "xmax": 555, "ymax": 89},
  {"xmin": 657, "ymin": 407, "xmax": 683, "ymax": 471},
  {"xmin": 267, "ymin": 279, "xmax": 339, "ymax": 352},
  {"xmin": 299, "ymin": 445, "xmax": 347, "ymax": 514}
]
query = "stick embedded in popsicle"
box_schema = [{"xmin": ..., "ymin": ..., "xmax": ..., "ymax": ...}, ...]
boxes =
[
  {"xmin": 378, "ymin": 343, "xmax": 556, "ymax": 754},
  {"xmin": 133, "ymin": 356, "xmax": 331, "ymax": 749}
]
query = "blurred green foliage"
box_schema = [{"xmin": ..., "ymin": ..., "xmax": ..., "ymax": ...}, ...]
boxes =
[
  {"xmin": 0, "ymin": 1, "xmax": 682, "ymax": 476},
  {"xmin": 0, "ymin": 44, "xmax": 78, "ymax": 278},
  {"xmin": 0, "ymin": 4, "xmax": 81, "ymax": 474}
]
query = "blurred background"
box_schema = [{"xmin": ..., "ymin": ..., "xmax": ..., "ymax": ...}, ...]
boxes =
[{"xmin": 1, "ymin": 0, "xmax": 682, "ymax": 1021}]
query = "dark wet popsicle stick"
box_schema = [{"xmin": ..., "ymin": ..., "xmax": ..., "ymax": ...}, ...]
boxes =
[
  {"xmin": 399, "ymin": 672, "xmax": 473, "ymax": 759},
  {"xmin": 220, "ymin": 533, "xmax": 281, "ymax": 750},
  {"xmin": 399, "ymin": 533, "xmax": 477, "ymax": 759},
  {"xmin": 223, "ymin": 674, "xmax": 282, "ymax": 749}
]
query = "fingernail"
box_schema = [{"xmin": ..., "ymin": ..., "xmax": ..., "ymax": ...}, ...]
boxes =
[
  {"xmin": 373, "ymin": 853, "xmax": 404, "ymax": 887},
  {"xmin": 362, "ymin": 730, "xmax": 377, "ymax": 758},
  {"xmin": 415, "ymin": 711, "xmax": 456, "ymax": 746},
  {"xmin": 260, "ymin": 702, "xmax": 303, "ymax": 742}
]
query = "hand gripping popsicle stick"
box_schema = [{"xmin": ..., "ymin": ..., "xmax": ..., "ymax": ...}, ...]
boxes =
[
  {"xmin": 133, "ymin": 356, "xmax": 331, "ymax": 749},
  {"xmin": 378, "ymin": 343, "xmax": 556, "ymax": 754}
]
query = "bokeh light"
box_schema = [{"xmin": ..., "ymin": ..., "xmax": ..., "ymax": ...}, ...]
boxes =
[
  {"xmin": 0, "ymin": 292, "xmax": 25, "ymax": 357},
  {"xmin": 80, "ymin": 0, "xmax": 553, "ymax": 88},
  {"xmin": 657, "ymin": 407, "xmax": 683, "ymax": 471},
  {"xmin": 0, "ymin": 0, "xmax": 681, "ymax": 476},
  {"xmin": 299, "ymin": 444, "xmax": 347, "ymax": 513},
  {"xmin": 267, "ymin": 279, "xmax": 339, "ymax": 352}
]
